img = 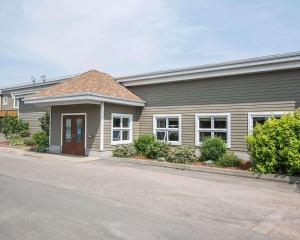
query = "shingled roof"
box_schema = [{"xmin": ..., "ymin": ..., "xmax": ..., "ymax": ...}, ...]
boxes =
[{"xmin": 32, "ymin": 70, "xmax": 143, "ymax": 102}]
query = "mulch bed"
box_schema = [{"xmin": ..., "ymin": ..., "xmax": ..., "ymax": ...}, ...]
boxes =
[
  {"xmin": 130, "ymin": 155, "xmax": 251, "ymax": 171},
  {"xmin": 193, "ymin": 161, "xmax": 251, "ymax": 171},
  {"xmin": 0, "ymin": 140, "xmax": 10, "ymax": 146}
]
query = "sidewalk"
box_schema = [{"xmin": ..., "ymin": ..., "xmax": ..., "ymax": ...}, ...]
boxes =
[{"xmin": 0, "ymin": 146, "xmax": 99, "ymax": 163}]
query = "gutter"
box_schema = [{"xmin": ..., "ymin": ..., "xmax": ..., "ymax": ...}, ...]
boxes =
[
  {"xmin": 24, "ymin": 92, "xmax": 146, "ymax": 107},
  {"xmin": 0, "ymin": 74, "xmax": 77, "ymax": 92},
  {"xmin": 116, "ymin": 51, "xmax": 300, "ymax": 86}
]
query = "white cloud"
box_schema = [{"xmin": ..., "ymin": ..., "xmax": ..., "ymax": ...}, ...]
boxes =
[
  {"xmin": 0, "ymin": 0, "xmax": 299, "ymax": 84},
  {"xmin": 1, "ymin": 0, "xmax": 204, "ymax": 76}
]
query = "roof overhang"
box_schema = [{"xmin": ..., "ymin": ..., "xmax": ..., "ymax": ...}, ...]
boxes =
[
  {"xmin": 116, "ymin": 51, "xmax": 300, "ymax": 86},
  {"xmin": 0, "ymin": 74, "xmax": 77, "ymax": 92},
  {"xmin": 24, "ymin": 92, "xmax": 145, "ymax": 107},
  {"xmin": 12, "ymin": 89, "xmax": 38, "ymax": 99}
]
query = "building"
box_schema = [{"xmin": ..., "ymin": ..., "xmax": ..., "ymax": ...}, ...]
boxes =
[{"xmin": 1, "ymin": 51, "xmax": 300, "ymax": 158}]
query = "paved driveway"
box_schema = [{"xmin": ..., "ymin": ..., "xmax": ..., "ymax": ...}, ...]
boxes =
[{"xmin": 0, "ymin": 149, "xmax": 299, "ymax": 240}]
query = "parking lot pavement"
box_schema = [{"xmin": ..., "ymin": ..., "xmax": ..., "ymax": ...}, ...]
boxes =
[{"xmin": 0, "ymin": 150, "xmax": 299, "ymax": 240}]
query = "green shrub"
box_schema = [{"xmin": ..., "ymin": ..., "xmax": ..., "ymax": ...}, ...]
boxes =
[
  {"xmin": 167, "ymin": 146, "xmax": 196, "ymax": 164},
  {"xmin": 247, "ymin": 110, "xmax": 300, "ymax": 176},
  {"xmin": 216, "ymin": 152, "xmax": 241, "ymax": 167},
  {"xmin": 112, "ymin": 144, "xmax": 136, "ymax": 158},
  {"xmin": 39, "ymin": 112, "xmax": 49, "ymax": 135},
  {"xmin": 8, "ymin": 135, "xmax": 24, "ymax": 146},
  {"xmin": 24, "ymin": 138, "xmax": 36, "ymax": 146},
  {"xmin": 200, "ymin": 137, "xmax": 227, "ymax": 161},
  {"xmin": 32, "ymin": 131, "xmax": 49, "ymax": 148},
  {"xmin": 2, "ymin": 116, "xmax": 29, "ymax": 138},
  {"xmin": 146, "ymin": 141, "xmax": 170, "ymax": 160},
  {"xmin": 134, "ymin": 134, "xmax": 156, "ymax": 156},
  {"xmin": 33, "ymin": 145, "xmax": 47, "ymax": 153}
]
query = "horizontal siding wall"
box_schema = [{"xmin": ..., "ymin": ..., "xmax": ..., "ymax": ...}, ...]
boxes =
[
  {"xmin": 128, "ymin": 70, "xmax": 300, "ymax": 107},
  {"xmin": 19, "ymin": 101, "xmax": 48, "ymax": 134},
  {"xmin": 104, "ymin": 103, "xmax": 140, "ymax": 151},
  {"xmin": 128, "ymin": 69, "xmax": 300, "ymax": 152},
  {"xmin": 1, "ymin": 84, "xmax": 58, "ymax": 111},
  {"xmin": 51, "ymin": 104, "xmax": 100, "ymax": 151},
  {"xmin": 1, "ymin": 93, "xmax": 14, "ymax": 110},
  {"xmin": 138, "ymin": 101, "xmax": 295, "ymax": 152}
]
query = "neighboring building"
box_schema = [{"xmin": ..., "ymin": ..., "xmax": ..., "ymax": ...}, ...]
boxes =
[
  {"xmin": 0, "ymin": 75, "xmax": 73, "ymax": 133},
  {"xmin": 1, "ymin": 51, "xmax": 300, "ymax": 158}
]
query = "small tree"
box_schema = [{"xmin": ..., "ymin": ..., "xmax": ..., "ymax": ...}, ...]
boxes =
[
  {"xmin": 247, "ymin": 109, "xmax": 300, "ymax": 176},
  {"xmin": 134, "ymin": 134, "xmax": 156, "ymax": 156},
  {"xmin": 200, "ymin": 137, "xmax": 227, "ymax": 161},
  {"xmin": 39, "ymin": 112, "xmax": 49, "ymax": 135}
]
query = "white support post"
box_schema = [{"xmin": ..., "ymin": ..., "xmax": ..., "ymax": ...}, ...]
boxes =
[
  {"xmin": 49, "ymin": 106, "xmax": 52, "ymax": 147},
  {"xmin": 100, "ymin": 102, "xmax": 104, "ymax": 151}
]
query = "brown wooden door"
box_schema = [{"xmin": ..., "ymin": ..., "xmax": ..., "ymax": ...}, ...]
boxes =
[{"xmin": 62, "ymin": 115, "xmax": 85, "ymax": 156}]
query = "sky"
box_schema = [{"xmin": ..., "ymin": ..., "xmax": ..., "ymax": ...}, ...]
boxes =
[{"xmin": 0, "ymin": 0, "xmax": 300, "ymax": 87}]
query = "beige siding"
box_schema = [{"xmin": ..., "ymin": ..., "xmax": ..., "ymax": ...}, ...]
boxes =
[
  {"xmin": 104, "ymin": 103, "xmax": 140, "ymax": 151},
  {"xmin": 1, "ymin": 93, "xmax": 15, "ymax": 110},
  {"xmin": 128, "ymin": 70, "xmax": 300, "ymax": 152},
  {"xmin": 50, "ymin": 104, "xmax": 100, "ymax": 151},
  {"xmin": 19, "ymin": 101, "xmax": 48, "ymax": 134},
  {"xmin": 137, "ymin": 102, "xmax": 295, "ymax": 152}
]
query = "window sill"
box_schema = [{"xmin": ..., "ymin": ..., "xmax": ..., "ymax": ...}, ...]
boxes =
[{"xmin": 111, "ymin": 140, "xmax": 132, "ymax": 145}]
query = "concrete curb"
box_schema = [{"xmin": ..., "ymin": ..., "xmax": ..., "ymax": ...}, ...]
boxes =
[
  {"xmin": 107, "ymin": 157, "xmax": 300, "ymax": 184},
  {"xmin": 0, "ymin": 146, "xmax": 98, "ymax": 163},
  {"xmin": 2, "ymin": 146, "xmax": 299, "ymax": 184}
]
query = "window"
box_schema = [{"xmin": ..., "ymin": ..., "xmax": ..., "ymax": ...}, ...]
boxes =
[
  {"xmin": 248, "ymin": 112, "xmax": 288, "ymax": 134},
  {"xmin": 2, "ymin": 96, "xmax": 8, "ymax": 106},
  {"xmin": 153, "ymin": 114, "xmax": 181, "ymax": 145},
  {"xmin": 111, "ymin": 113, "xmax": 133, "ymax": 145},
  {"xmin": 195, "ymin": 113, "xmax": 231, "ymax": 148},
  {"xmin": 14, "ymin": 97, "xmax": 19, "ymax": 109}
]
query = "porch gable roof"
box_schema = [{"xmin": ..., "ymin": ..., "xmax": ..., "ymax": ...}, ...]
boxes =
[{"xmin": 24, "ymin": 70, "xmax": 145, "ymax": 106}]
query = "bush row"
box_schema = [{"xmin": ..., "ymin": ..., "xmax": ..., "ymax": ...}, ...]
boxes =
[
  {"xmin": 2, "ymin": 116, "xmax": 29, "ymax": 138},
  {"xmin": 1, "ymin": 113, "xmax": 49, "ymax": 152},
  {"xmin": 112, "ymin": 134, "xmax": 240, "ymax": 166},
  {"xmin": 113, "ymin": 134, "xmax": 196, "ymax": 164}
]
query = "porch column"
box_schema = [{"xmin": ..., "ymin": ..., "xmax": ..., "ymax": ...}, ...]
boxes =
[{"xmin": 100, "ymin": 102, "xmax": 104, "ymax": 151}]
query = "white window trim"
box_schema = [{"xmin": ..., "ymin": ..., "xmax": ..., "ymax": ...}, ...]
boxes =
[
  {"xmin": 247, "ymin": 111, "xmax": 290, "ymax": 134},
  {"xmin": 3, "ymin": 96, "xmax": 8, "ymax": 106},
  {"xmin": 195, "ymin": 113, "xmax": 231, "ymax": 148},
  {"xmin": 13, "ymin": 97, "xmax": 19, "ymax": 109},
  {"xmin": 153, "ymin": 114, "xmax": 181, "ymax": 145},
  {"xmin": 60, "ymin": 113, "xmax": 87, "ymax": 150},
  {"xmin": 111, "ymin": 113, "xmax": 133, "ymax": 145}
]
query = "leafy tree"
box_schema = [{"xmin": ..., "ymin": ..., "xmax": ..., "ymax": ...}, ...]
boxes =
[
  {"xmin": 39, "ymin": 112, "xmax": 49, "ymax": 135},
  {"xmin": 247, "ymin": 109, "xmax": 300, "ymax": 176}
]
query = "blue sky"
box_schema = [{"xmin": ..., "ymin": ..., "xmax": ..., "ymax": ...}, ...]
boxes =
[{"xmin": 0, "ymin": 0, "xmax": 299, "ymax": 86}]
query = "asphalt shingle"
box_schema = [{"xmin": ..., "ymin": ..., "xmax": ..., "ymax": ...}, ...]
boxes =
[{"xmin": 32, "ymin": 70, "xmax": 142, "ymax": 101}]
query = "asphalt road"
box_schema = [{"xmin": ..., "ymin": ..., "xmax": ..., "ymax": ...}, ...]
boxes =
[{"xmin": 0, "ymin": 149, "xmax": 299, "ymax": 240}]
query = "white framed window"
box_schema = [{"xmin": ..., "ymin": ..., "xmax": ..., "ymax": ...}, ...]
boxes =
[
  {"xmin": 153, "ymin": 114, "xmax": 181, "ymax": 145},
  {"xmin": 14, "ymin": 97, "xmax": 19, "ymax": 109},
  {"xmin": 195, "ymin": 113, "xmax": 231, "ymax": 148},
  {"xmin": 111, "ymin": 113, "xmax": 133, "ymax": 145},
  {"xmin": 2, "ymin": 96, "xmax": 8, "ymax": 106},
  {"xmin": 248, "ymin": 112, "xmax": 289, "ymax": 134}
]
